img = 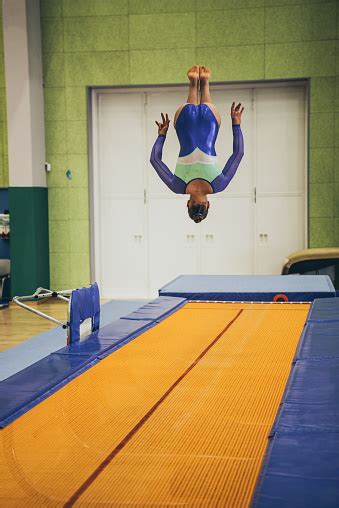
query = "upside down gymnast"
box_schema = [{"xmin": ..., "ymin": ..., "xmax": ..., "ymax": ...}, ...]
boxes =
[{"xmin": 150, "ymin": 65, "xmax": 244, "ymax": 223}]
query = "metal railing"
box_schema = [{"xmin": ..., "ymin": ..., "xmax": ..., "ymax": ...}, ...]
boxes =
[{"xmin": 12, "ymin": 287, "xmax": 72, "ymax": 329}]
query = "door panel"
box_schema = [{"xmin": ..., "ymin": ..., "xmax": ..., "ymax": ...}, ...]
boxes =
[
  {"xmin": 98, "ymin": 93, "xmax": 145, "ymax": 197},
  {"xmin": 201, "ymin": 196, "xmax": 253, "ymax": 275},
  {"xmin": 148, "ymin": 197, "xmax": 200, "ymax": 296},
  {"xmin": 146, "ymin": 91, "xmax": 183, "ymax": 196},
  {"xmin": 255, "ymin": 87, "xmax": 305, "ymax": 195},
  {"xmin": 256, "ymin": 195, "xmax": 304, "ymax": 275},
  {"xmin": 100, "ymin": 198, "xmax": 147, "ymax": 298}
]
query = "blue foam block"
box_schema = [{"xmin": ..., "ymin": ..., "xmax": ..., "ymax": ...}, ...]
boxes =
[
  {"xmin": 307, "ymin": 297, "xmax": 339, "ymax": 322},
  {"xmin": 159, "ymin": 275, "xmax": 335, "ymax": 301},
  {"xmin": 254, "ymin": 433, "xmax": 339, "ymax": 508},
  {"xmin": 121, "ymin": 296, "xmax": 186, "ymax": 321},
  {"xmin": 283, "ymin": 358, "xmax": 339, "ymax": 405},
  {"xmin": 296, "ymin": 322, "xmax": 339, "ymax": 360}
]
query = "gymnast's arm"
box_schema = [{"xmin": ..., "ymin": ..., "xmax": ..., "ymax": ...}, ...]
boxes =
[
  {"xmin": 150, "ymin": 134, "xmax": 177, "ymax": 192},
  {"xmin": 212, "ymin": 103, "xmax": 244, "ymax": 193},
  {"xmin": 150, "ymin": 113, "xmax": 186, "ymax": 194},
  {"xmin": 221, "ymin": 124, "xmax": 244, "ymax": 185}
]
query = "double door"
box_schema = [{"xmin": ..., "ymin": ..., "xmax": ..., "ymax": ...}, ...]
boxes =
[{"xmin": 94, "ymin": 84, "xmax": 306, "ymax": 298}]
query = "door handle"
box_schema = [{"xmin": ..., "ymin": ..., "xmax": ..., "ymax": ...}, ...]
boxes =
[
  {"xmin": 134, "ymin": 234, "xmax": 142, "ymax": 242},
  {"xmin": 186, "ymin": 234, "xmax": 195, "ymax": 242},
  {"xmin": 205, "ymin": 234, "xmax": 214, "ymax": 243}
]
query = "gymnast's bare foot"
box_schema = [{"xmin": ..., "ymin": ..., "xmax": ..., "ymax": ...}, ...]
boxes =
[
  {"xmin": 199, "ymin": 65, "xmax": 211, "ymax": 82},
  {"xmin": 187, "ymin": 65, "xmax": 199, "ymax": 83}
]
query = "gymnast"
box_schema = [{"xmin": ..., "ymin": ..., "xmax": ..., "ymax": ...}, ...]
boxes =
[{"xmin": 150, "ymin": 65, "xmax": 244, "ymax": 223}]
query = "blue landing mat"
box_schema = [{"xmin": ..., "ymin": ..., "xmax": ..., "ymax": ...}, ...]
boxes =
[
  {"xmin": 159, "ymin": 275, "xmax": 335, "ymax": 301},
  {"xmin": 253, "ymin": 297, "xmax": 339, "ymax": 508},
  {"xmin": 0, "ymin": 297, "xmax": 186, "ymax": 427}
]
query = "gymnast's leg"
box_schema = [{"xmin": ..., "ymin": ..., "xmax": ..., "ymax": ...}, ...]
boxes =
[
  {"xmin": 199, "ymin": 66, "xmax": 221, "ymax": 126},
  {"xmin": 174, "ymin": 65, "xmax": 199, "ymax": 127}
]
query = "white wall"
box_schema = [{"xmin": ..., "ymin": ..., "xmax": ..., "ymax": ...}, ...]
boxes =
[{"xmin": 2, "ymin": 0, "xmax": 46, "ymax": 187}]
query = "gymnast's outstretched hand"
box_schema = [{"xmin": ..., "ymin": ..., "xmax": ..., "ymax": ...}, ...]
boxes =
[
  {"xmin": 156, "ymin": 113, "xmax": 170, "ymax": 136},
  {"xmin": 231, "ymin": 102, "xmax": 244, "ymax": 125}
]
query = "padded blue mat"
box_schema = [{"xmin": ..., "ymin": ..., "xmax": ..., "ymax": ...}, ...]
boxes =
[
  {"xmin": 253, "ymin": 298, "xmax": 339, "ymax": 508},
  {"xmin": 255, "ymin": 434, "xmax": 339, "ymax": 508},
  {"xmin": 0, "ymin": 297, "xmax": 186, "ymax": 428},
  {"xmin": 159, "ymin": 275, "xmax": 335, "ymax": 301}
]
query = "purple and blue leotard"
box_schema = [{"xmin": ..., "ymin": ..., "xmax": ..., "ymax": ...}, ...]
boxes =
[{"xmin": 150, "ymin": 103, "xmax": 244, "ymax": 194}]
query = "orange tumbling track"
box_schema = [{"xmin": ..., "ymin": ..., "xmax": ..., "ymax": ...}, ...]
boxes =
[{"xmin": 0, "ymin": 302, "xmax": 309, "ymax": 507}]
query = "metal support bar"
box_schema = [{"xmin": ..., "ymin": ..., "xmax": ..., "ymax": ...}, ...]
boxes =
[{"xmin": 13, "ymin": 287, "xmax": 69, "ymax": 328}]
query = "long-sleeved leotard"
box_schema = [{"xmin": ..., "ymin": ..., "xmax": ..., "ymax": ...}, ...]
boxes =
[{"xmin": 150, "ymin": 103, "xmax": 244, "ymax": 194}]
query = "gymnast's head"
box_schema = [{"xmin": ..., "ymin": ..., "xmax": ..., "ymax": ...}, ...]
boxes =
[{"xmin": 187, "ymin": 199, "xmax": 210, "ymax": 223}]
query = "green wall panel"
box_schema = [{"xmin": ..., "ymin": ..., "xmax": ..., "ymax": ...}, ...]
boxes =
[
  {"xmin": 129, "ymin": 0, "xmax": 195, "ymax": 14},
  {"xmin": 335, "ymin": 219, "xmax": 339, "ymax": 244},
  {"xmin": 335, "ymin": 148, "xmax": 339, "ymax": 182},
  {"xmin": 41, "ymin": 18, "xmax": 64, "ymax": 53},
  {"xmin": 335, "ymin": 183, "xmax": 339, "ymax": 217},
  {"xmin": 63, "ymin": 0, "xmax": 128, "ymax": 17},
  {"xmin": 50, "ymin": 252, "xmax": 70, "ymax": 287},
  {"xmin": 66, "ymin": 121, "xmax": 88, "ymax": 155},
  {"xmin": 335, "ymin": 114, "xmax": 339, "ymax": 147},
  {"xmin": 66, "ymin": 154, "xmax": 88, "ymax": 187},
  {"xmin": 266, "ymin": 0, "xmax": 331, "ymax": 5},
  {"xmin": 130, "ymin": 48, "xmax": 196, "ymax": 84},
  {"xmin": 9, "ymin": 187, "xmax": 50, "ymax": 295},
  {"xmin": 48, "ymin": 188, "xmax": 69, "ymax": 220},
  {"xmin": 68, "ymin": 187, "xmax": 89, "ymax": 220},
  {"xmin": 196, "ymin": 0, "xmax": 265, "ymax": 9},
  {"xmin": 309, "ymin": 148, "xmax": 334, "ymax": 183},
  {"xmin": 44, "ymin": 88, "xmax": 66, "ymax": 121},
  {"xmin": 42, "ymin": 53, "xmax": 65, "ymax": 87},
  {"xmin": 130, "ymin": 13, "xmax": 196, "ymax": 50},
  {"xmin": 69, "ymin": 220, "xmax": 89, "ymax": 253},
  {"xmin": 0, "ymin": 87, "xmax": 6, "ymax": 122},
  {"xmin": 0, "ymin": 56, "xmax": 5, "ymax": 88},
  {"xmin": 310, "ymin": 218, "xmax": 334, "ymax": 247},
  {"xmin": 309, "ymin": 113, "xmax": 335, "ymax": 148},
  {"xmin": 265, "ymin": 3, "xmax": 336, "ymax": 44},
  {"xmin": 65, "ymin": 87, "xmax": 87, "ymax": 120},
  {"xmin": 336, "ymin": 78, "xmax": 339, "ymax": 112},
  {"xmin": 309, "ymin": 183, "xmax": 334, "ymax": 217},
  {"xmin": 45, "ymin": 121, "xmax": 67, "ymax": 155},
  {"xmin": 265, "ymin": 41, "xmax": 336, "ymax": 79},
  {"xmin": 310, "ymin": 77, "xmax": 335, "ymax": 112},
  {"xmin": 196, "ymin": 9, "xmax": 264, "ymax": 47},
  {"xmin": 49, "ymin": 220, "xmax": 69, "ymax": 253},
  {"xmin": 64, "ymin": 16, "xmax": 128, "ymax": 52},
  {"xmin": 40, "ymin": 0, "xmax": 63, "ymax": 18},
  {"xmin": 69, "ymin": 252, "xmax": 90, "ymax": 287},
  {"xmin": 64, "ymin": 51, "xmax": 129, "ymax": 86},
  {"xmin": 197, "ymin": 45, "xmax": 265, "ymax": 81},
  {"xmin": 47, "ymin": 155, "xmax": 68, "ymax": 188}
]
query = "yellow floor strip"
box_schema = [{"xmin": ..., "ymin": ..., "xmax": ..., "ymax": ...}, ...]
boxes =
[{"xmin": 0, "ymin": 303, "xmax": 309, "ymax": 506}]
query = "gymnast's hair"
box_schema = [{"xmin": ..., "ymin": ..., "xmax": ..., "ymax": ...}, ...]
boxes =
[{"xmin": 188, "ymin": 203, "xmax": 209, "ymax": 223}]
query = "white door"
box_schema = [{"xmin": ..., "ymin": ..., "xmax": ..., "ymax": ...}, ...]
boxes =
[
  {"xmin": 97, "ymin": 93, "xmax": 148, "ymax": 298},
  {"xmin": 255, "ymin": 87, "xmax": 306, "ymax": 274},
  {"xmin": 94, "ymin": 84, "xmax": 306, "ymax": 298}
]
